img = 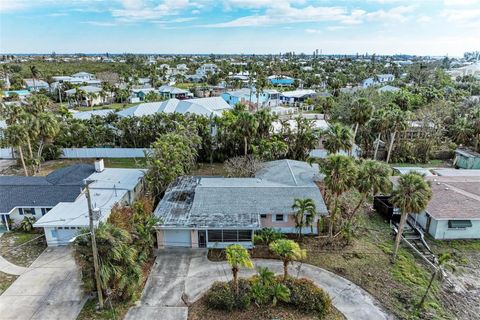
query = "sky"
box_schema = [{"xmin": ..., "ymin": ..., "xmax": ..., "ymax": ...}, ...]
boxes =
[{"xmin": 0, "ymin": 0, "xmax": 479, "ymax": 56}]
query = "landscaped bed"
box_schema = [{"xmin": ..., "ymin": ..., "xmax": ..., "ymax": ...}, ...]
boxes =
[{"xmin": 0, "ymin": 231, "xmax": 46, "ymax": 267}]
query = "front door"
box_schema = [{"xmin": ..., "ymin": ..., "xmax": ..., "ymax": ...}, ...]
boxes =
[{"xmin": 198, "ymin": 230, "xmax": 207, "ymax": 248}]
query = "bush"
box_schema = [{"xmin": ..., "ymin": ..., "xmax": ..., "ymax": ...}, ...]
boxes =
[
  {"xmin": 205, "ymin": 279, "xmax": 251, "ymax": 311},
  {"xmin": 253, "ymin": 228, "xmax": 285, "ymax": 245},
  {"xmin": 283, "ymin": 278, "xmax": 332, "ymax": 319},
  {"xmin": 18, "ymin": 216, "xmax": 36, "ymax": 232}
]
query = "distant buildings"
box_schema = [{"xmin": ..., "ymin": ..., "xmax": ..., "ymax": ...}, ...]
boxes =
[
  {"xmin": 221, "ymin": 88, "xmax": 280, "ymax": 108},
  {"xmin": 268, "ymin": 75, "xmax": 295, "ymax": 86},
  {"xmin": 280, "ymin": 89, "xmax": 317, "ymax": 104},
  {"xmin": 361, "ymin": 74, "xmax": 395, "ymax": 88},
  {"xmin": 23, "ymin": 79, "xmax": 49, "ymax": 92}
]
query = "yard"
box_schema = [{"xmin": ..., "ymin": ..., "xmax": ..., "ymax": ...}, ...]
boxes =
[
  {"xmin": 389, "ymin": 159, "xmax": 451, "ymax": 168},
  {"xmin": 0, "ymin": 231, "xmax": 46, "ymax": 267},
  {"xmin": 76, "ymin": 102, "xmax": 140, "ymax": 112}
]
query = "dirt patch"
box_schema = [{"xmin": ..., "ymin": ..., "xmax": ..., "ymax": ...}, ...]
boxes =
[
  {"xmin": 0, "ymin": 232, "xmax": 46, "ymax": 267},
  {"xmin": 188, "ymin": 296, "xmax": 345, "ymax": 320},
  {"xmin": 0, "ymin": 271, "xmax": 17, "ymax": 294}
]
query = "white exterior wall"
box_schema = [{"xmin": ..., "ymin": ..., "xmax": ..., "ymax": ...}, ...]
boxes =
[
  {"xmin": 44, "ymin": 226, "xmax": 82, "ymax": 246},
  {"xmin": 431, "ymin": 219, "xmax": 480, "ymax": 240},
  {"xmin": 9, "ymin": 207, "xmax": 49, "ymax": 225}
]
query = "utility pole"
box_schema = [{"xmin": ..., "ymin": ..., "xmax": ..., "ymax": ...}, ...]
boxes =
[{"xmin": 85, "ymin": 180, "xmax": 104, "ymax": 309}]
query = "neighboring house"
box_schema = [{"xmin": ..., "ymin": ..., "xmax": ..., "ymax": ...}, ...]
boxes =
[
  {"xmin": 376, "ymin": 174, "xmax": 480, "ymax": 240},
  {"xmin": 50, "ymin": 73, "xmax": 101, "ymax": 90},
  {"xmin": 196, "ymin": 63, "xmax": 218, "ymax": 77},
  {"xmin": 268, "ymin": 75, "xmax": 295, "ymax": 86},
  {"xmin": 221, "ymin": 88, "xmax": 280, "ymax": 108},
  {"xmin": 2, "ymin": 90, "xmax": 31, "ymax": 98},
  {"xmin": 65, "ymin": 85, "xmax": 103, "ymax": 107},
  {"xmin": 280, "ymin": 89, "xmax": 317, "ymax": 104},
  {"xmin": 71, "ymin": 109, "xmax": 115, "ymax": 120},
  {"xmin": 0, "ymin": 164, "xmax": 95, "ymax": 231},
  {"xmin": 33, "ymin": 160, "xmax": 146, "ymax": 246},
  {"xmin": 23, "ymin": 79, "xmax": 50, "ymax": 91},
  {"xmin": 158, "ymin": 85, "xmax": 191, "ymax": 100},
  {"xmin": 129, "ymin": 88, "xmax": 158, "ymax": 103},
  {"xmin": 154, "ymin": 160, "xmax": 328, "ymax": 249},
  {"xmin": 71, "ymin": 72, "xmax": 96, "ymax": 81},
  {"xmin": 361, "ymin": 74, "xmax": 395, "ymax": 88},
  {"xmin": 117, "ymin": 97, "xmax": 232, "ymax": 118},
  {"xmin": 377, "ymin": 85, "xmax": 400, "ymax": 93},
  {"xmin": 454, "ymin": 148, "xmax": 480, "ymax": 169}
]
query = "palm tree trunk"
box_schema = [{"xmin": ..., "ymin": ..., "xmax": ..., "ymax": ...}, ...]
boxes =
[
  {"xmin": 26, "ymin": 137, "xmax": 34, "ymax": 159},
  {"xmin": 283, "ymin": 260, "xmax": 289, "ymax": 280},
  {"xmin": 386, "ymin": 131, "xmax": 396, "ymax": 163},
  {"xmin": 232, "ymin": 267, "xmax": 238, "ymax": 292},
  {"xmin": 392, "ymin": 211, "xmax": 407, "ymax": 262},
  {"xmin": 329, "ymin": 196, "xmax": 339, "ymax": 240},
  {"xmin": 419, "ymin": 269, "xmax": 437, "ymax": 306},
  {"xmin": 350, "ymin": 194, "xmax": 367, "ymax": 220},
  {"xmin": 244, "ymin": 136, "xmax": 248, "ymax": 156},
  {"xmin": 353, "ymin": 123, "xmax": 359, "ymax": 140},
  {"xmin": 17, "ymin": 146, "xmax": 28, "ymax": 176},
  {"xmin": 373, "ymin": 133, "xmax": 381, "ymax": 160}
]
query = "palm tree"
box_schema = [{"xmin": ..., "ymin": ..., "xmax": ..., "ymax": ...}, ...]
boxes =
[
  {"xmin": 322, "ymin": 123, "xmax": 353, "ymax": 155},
  {"xmin": 385, "ymin": 104, "xmax": 409, "ymax": 163},
  {"xmin": 269, "ymin": 239, "xmax": 306, "ymax": 280},
  {"xmin": 4, "ymin": 124, "xmax": 29, "ymax": 176},
  {"xmin": 370, "ymin": 108, "xmax": 389, "ymax": 160},
  {"xmin": 319, "ymin": 155, "xmax": 358, "ymax": 239},
  {"xmin": 390, "ymin": 173, "xmax": 432, "ymax": 262},
  {"xmin": 419, "ymin": 253, "xmax": 454, "ymax": 307},
  {"xmin": 451, "ymin": 116, "xmax": 473, "ymax": 146},
  {"xmin": 255, "ymin": 71, "xmax": 268, "ymax": 111},
  {"xmin": 292, "ymin": 198, "xmax": 317, "ymax": 238},
  {"xmin": 225, "ymin": 244, "xmax": 253, "ymax": 291},
  {"xmin": 349, "ymin": 160, "xmax": 392, "ymax": 219},
  {"xmin": 350, "ymin": 98, "xmax": 373, "ymax": 141},
  {"xmin": 35, "ymin": 113, "xmax": 60, "ymax": 173},
  {"xmin": 29, "ymin": 65, "xmax": 40, "ymax": 91},
  {"xmin": 235, "ymin": 111, "xmax": 258, "ymax": 156}
]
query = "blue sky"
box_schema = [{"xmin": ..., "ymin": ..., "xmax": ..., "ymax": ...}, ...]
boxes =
[{"xmin": 0, "ymin": 0, "xmax": 479, "ymax": 56}]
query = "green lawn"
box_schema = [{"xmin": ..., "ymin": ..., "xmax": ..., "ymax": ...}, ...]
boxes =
[
  {"xmin": 389, "ymin": 159, "xmax": 447, "ymax": 168},
  {"xmin": 104, "ymin": 158, "xmax": 146, "ymax": 168},
  {"xmin": 76, "ymin": 102, "xmax": 140, "ymax": 112}
]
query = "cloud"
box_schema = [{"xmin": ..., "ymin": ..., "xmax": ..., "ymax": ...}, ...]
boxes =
[
  {"xmin": 48, "ymin": 12, "xmax": 69, "ymax": 17},
  {"xmin": 111, "ymin": 0, "xmax": 194, "ymax": 22},
  {"xmin": 83, "ymin": 21, "xmax": 118, "ymax": 27},
  {"xmin": 305, "ymin": 28, "xmax": 322, "ymax": 34},
  {"xmin": 444, "ymin": 0, "xmax": 480, "ymax": 6},
  {"xmin": 417, "ymin": 15, "xmax": 431, "ymax": 23},
  {"xmin": 441, "ymin": 8, "xmax": 480, "ymax": 24}
]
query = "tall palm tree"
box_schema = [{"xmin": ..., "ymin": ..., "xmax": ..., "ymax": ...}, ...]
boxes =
[
  {"xmin": 451, "ymin": 116, "xmax": 473, "ymax": 146},
  {"xmin": 385, "ymin": 104, "xmax": 409, "ymax": 163},
  {"xmin": 322, "ymin": 122, "xmax": 353, "ymax": 155},
  {"xmin": 4, "ymin": 124, "xmax": 29, "ymax": 176},
  {"xmin": 350, "ymin": 160, "xmax": 392, "ymax": 219},
  {"xmin": 225, "ymin": 244, "xmax": 253, "ymax": 291},
  {"xmin": 350, "ymin": 98, "xmax": 373, "ymax": 141},
  {"xmin": 319, "ymin": 155, "xmax": 358, "ymax": 239},
  {"xmin": 292, "ymin": 198, "xmax": 317, "ymax": 238},
  {"xmin": 235, "ymin": 111, "xmax": 258, "ymax": 156},
  {"xmin": 390, "ymin": 173, "xmax": 432, "ymax": 262},
  {"xmin": 370, "ymin": 108, "xmax": 389, "ymax": 160},
  {"xmin": 29, "ymin": 65, "xmax": 40, "ymax": 91},
  {"xmin": 35, "ymin": 113, "xmax": 60, "ymax": 173},
  {"xmin": 255, "ymin": 70, "xmax": 268, "ymax": 111}
]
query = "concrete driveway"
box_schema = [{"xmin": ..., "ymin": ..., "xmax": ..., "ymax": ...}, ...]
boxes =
[
  {"xmin": 0, "ymin": 246, "xmax": 86, "ymax": 320},
  {"xmin": 126, "ymin": 249, "xmax": 393, "ymax": 320}
]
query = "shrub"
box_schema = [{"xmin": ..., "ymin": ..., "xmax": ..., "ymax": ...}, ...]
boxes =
[
  {"xmin": 205, "ymin": 279, "xmax": 251, "ymax": 311},
  {"xmin": 254, "ymin": 228, "xmax": 284, "ymax": 245},
  {"xmin": 18, "ymin": 216, "xmax": 36, "ymax": 232},
  {"xmin": 283, "ymin": 278, "xmax": 332, "ymax": 319}
]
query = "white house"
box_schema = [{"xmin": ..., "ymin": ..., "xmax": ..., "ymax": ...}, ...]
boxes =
[{"xmin": 65, "ymin": 85, "xmax": 103, "ymax": 107}]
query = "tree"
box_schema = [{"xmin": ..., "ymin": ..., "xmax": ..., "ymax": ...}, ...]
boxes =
[
  {"xmin": 322, "ymin": 123, "xmax": 353, "ymax": 155},
  {"xmin": 254, "ymin": 70, "xmax": 268, "ymax": 111},
  {"xmin": 370, "ymin": 108, "xmax": 389, "ymax": 160},
  {"xmin": 350, "ymin": 98, "xmax": 373, "ymax": 141},
  {"xmin": 29, "ymin": 65, "xmax": 40, "ymax": 91},
  {"xmin": 390, "ymin": 173, "xmax": 432, "ymax": 262},
  {"xmin": 146, "ymin": 132, "xmax": 199, "ymax": 199},
  {"xmin": 385, "ymin": 104, "xmax": 409, "ymax": 163},
  {"xmin": 269, "ymin": 239, "xmax": 306, "ymax": 280},
  {"xmin": 291, "ymin": 198, "xmax": 317, "ymax": 238},
  {"xmin": 350, "ymin": 160, "xmax": 392, "ymax": 219},
  {"xmin": 419, "ymin": 253, "xmax": 454, "ymax": 307},
  {"xmin": 225, "ymin": 244, "xmax": 253, "ymax": 290},
  {"xmin": 451, "ymin": 116, "xmax": 473, "ymax": 146},
  {"xmin": 4, "ymin": 124, "xmax": 29, "ymax": 176},
  {"xmin": 319, "ymin": 155, "xmax": 358, "ymax": 239},
  {"xmin": 235, "ymin": 111, "xmax": 258, "ymax": 156}
]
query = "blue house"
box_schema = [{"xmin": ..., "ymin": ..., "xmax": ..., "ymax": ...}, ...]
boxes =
[{"xmin": 268, "ymin": 75, "xmax": 295, "ymax": 86}]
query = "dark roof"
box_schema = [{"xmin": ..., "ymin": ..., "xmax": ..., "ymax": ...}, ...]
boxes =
[{"xmin": 0, "ymin": 164, "xmax": 94, "ymax": 213}]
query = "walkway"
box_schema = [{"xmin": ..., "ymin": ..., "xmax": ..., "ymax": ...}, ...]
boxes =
[
  {"xmin": 126, "ymin": 249, "xmax": 394, "ymax": 320},
  {"xmin": 0, "ymin": 255, "xmax": 27, "ymax": 275},
  {"xmin": 0, "ymin": 246, "xmax": 86, "ymax": 320}
]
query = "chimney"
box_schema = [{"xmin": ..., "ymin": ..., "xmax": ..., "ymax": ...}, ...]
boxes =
[{"xmin": 94, "ymin": 158, "xmax": 104, "ymax": 173}]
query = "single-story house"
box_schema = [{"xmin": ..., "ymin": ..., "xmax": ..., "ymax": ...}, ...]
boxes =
[
  {"xmin": 376, "ymin": 174, "xmax": 480, "ymax": 240},
  {"xmin": 454, "ymin": 148, "xmax": 480, "ymax": 169},
  {"xmin": 71, "ymin": 109, "xmax": 115, "ymax": 120},
  {"xmin": 158, "ymin": 85, "xmax": 191, "ymax": 100},
  {"xmin": 23, "ymin": 79, "xmax": 50, "ymax": 92},
  {"xmin": 154, "ymin": 160, "xmax": 328, "ymax": 249},
  {"xmin": 129, "ymin": 88, "xmax": 158, "ymax": 103},
  {"xmin": 33, "ymin": 161, "xmax": 145, "ymax": 246},
  {"xmin": 117, "ymin": 97, "xmax": 232, "ymax": 118},
  {"xmin": 280, "ymin": 89, "xmax": 317, "ymax": 104},
  {"xmin": 65, "ymin": 86, "xmax": 103, "ymax": 107},
  {"xmin": 361, "ymin": 74, "xmax": 395, "ymax": 88},
  {"xmin": 0, "ymin": 164, "xmax": 95, "ymax": 231},
  {"xmin": 221, "ymin": 88, "xmax": 280, "ymax": 108}
]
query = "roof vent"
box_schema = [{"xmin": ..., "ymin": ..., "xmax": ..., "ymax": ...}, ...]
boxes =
[{"xmin": 94, "ymin": 158, "xmax": 104, "ymax": 173}]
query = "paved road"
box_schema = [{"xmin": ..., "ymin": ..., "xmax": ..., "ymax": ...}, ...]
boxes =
[
  {"xmin": 0, "ymin": 246, "xmax": 86, "ymax": 320},
  {"xmin": 126, "ymin": 249, "xmax": 394, "ymax": 320}
]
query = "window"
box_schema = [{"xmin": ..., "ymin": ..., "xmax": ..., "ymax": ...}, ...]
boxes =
[
  {"xmin": 448, "ymin": 220, "xmax": 472, "ymax": 229},
  {"xmin": 274, "ymin": 214, "xmax": 284, "ymax": 222},
  {"xmin": 223, "ymin": 230, "xmax": 238, "ymax": 242},
  {"xmin": 260, "ymin": 214, "xmax": 267, "ymax": 219},
  {"xmin": 23, "ymin": 208, "xmax": 35, "ymax": 215},
  {"xmin": 208, "ymin": 230, "xmax": 222, "ymax": 242},
  {"xmin": 41, "ymin": 208, "xmax": 52, "ymax": 216},
  {"xmin": 238, "ymin": 230, "xmax": 252, "ymax": 242}
]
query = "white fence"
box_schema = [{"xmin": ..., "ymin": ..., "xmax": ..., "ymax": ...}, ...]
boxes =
[
  {"xmin": 60, "ymin": 148, "xmax": 153, "ymax": 159},
  {"xmin": 0, "ymin": 148, "xmax": 14, "ymax": 159}
]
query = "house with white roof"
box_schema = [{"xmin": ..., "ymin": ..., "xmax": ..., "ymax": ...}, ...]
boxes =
[
  {"xmin": 71, "ymin": 109, "xmax": 115, "ymax": 120},
  {"xmin": 23, "ymin": 79, "xmax": 50, "ymax": 92},
  {"xmin": 361, "ymin": 74, "xmax": 395, "ymax": 88},
  {"xmin": 221, "ymin": 88, "xmax": 280, "ymax": 108},
  {"xmin": 158, "ymin": 85, "xmax": 191, "ymax": 100},
  {"xmin": 117, "ymin": 97, "xmax": 232, "ymax": 118},
  {"xmin": 65, "ymin": 85, "xmax": 103, "ymax": 107},
  {"xmin": 154, "ymin": 160, "xmax": 328, "ymax": 248},
  {"xmin": 280, "ymin": 89, "xmax": 317, "ymax": 104},
  {"xmin": 34, "ymin": 160, "xmax": 146, "ymax": 246}
]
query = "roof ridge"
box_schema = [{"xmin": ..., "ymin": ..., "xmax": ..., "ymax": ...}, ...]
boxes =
[{"xmin": 285, "ymin": 160, "xmax": 298, "ymax": 186}]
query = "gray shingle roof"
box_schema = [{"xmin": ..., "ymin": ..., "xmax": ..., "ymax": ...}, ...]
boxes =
[{"xmin": 0, "ymin": 164, "xmax": 94, "ymax": 214}]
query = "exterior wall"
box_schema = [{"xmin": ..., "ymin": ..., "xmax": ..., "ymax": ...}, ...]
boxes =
[
  {"xmin": 44, "ymin": 226, "xmax": 82, "ymax": 246},
  {"xmin": 191, "ymin": 229, "xmax": 198, "ymax": 248},
  {"xmin": 9, "ymin": 207, "xmax": 50, "ymax": 225},
  {"xmin": 260, "ymin": 214, "xmax": 319, "ymax": 234},
  {"xmin": 157, "ymin": 229, "xmax": 165, "ymax": 249},
  {"xmin": 431, "ymin": 219, "xmax": 480, "ymax": 240}
]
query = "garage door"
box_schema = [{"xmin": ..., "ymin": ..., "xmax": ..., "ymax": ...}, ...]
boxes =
[{"xmin": 164, "ymin": 230, "xmax": 191, "ymax": 247}]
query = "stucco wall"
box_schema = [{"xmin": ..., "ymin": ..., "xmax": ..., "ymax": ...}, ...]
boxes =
[
  {"xmin": 260, "ymin": 214, "xmax": 319, "ymax": 234},
  {"xmin": 432, "ymin": 219, "xmax": 480, "ymax": 239},
  {"xmin": 9, "ymin": 207, "xmax": 48, "ymax": 225}
]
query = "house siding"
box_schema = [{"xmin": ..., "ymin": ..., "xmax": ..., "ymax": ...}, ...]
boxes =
[
  {"xmin": 9, "ymin": 207, "xmax": 50, "ymax": 225},
  {"xmin": 261, "ymin": 214, "xmax": 319, "ymax": 234},
  {"xmin": 431, "ymin": 219, "xmax": 480, "ymax": 240}
]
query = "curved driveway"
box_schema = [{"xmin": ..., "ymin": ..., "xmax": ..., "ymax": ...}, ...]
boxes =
[{"xmin": 126, "ymin": 249, "xmax": 394, "ymax": 320}]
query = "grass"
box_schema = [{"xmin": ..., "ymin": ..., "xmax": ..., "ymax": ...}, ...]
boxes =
[
  {"xmin": 76, "ymin": 102, "xmax": 140, "ymax": 112},
  {"xmin": 0, "ymin": 231, "xmax": 46, "ymax": 267},
  {"xmin": 0, "ymin": 272, "xmax": 17, "ymax": 295},
  {"xmin": 192, "ymin": 162, "xmax": 226, "ymax": 176},
  {"xmin": 34, "ymin": 158, "xmax": 146, "ymax": 176},
  {"xmin": 390, "ymin": 159, "xmax": 448, "ymax": 168},
  {"xmin": 301, "ymin": 212, "xmax": 452, "ymax": 320},
  {"xmin": 175, "ymin": 82, "xmax": 208, "ymax": 89},
  {"xmin": 76, "ymin": 298, "xmax": 132, "ymax": 320}
]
